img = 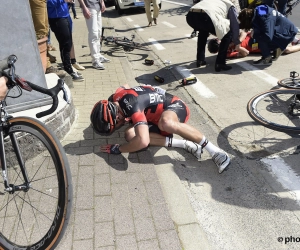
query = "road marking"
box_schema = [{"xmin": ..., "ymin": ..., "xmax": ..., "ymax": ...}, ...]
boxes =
[
  {"xmin": 185, "ymin": 34, "xmax": 197, "ymax": 41},
  {"xmin": 230, "ymin": 59, "xmax": 278, "ymax": 86},
  {"xmin": 261, "ymin": 156, "xmax": 300, "ymax": 205},
  {"xmin": 126, "ymin": 17, "xmax": 133, "ymax": 22},
  {"xmin": 176, "ymin": 66, "xmax": 216, "ymax": 98},
  {"xmin": 134, "ymin": 25, "xmax": 144, "ymax": 31},
  {"xmin": 163, "ymin": 0, "xmax": 190, "ymax": 6},
  {"xmin": 162, "ymin": 21, "xmax": 176, "ymax": 28},
  {"xmin": 148, "ymin": 38, "xmax": 165, "ymax": 50}
]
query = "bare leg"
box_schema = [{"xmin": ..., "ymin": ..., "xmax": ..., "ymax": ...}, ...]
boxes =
[
  {"xmin": 158, "ymin": 110, "xmax": 203, "ymax": 143},
  {"xmin": 283, "ymin": 45, "xmax": 300, "ymax": 54}
]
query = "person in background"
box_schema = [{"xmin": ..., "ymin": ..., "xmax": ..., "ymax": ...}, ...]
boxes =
[
  {"xmin": 47, "ymin": 0, "xmax": 84, "ymax": 81},
  {"xmin": 77, "ymin": 0, "xmax": 110, "ymax": 70},
  {"xmin": 186, "ymin": 0, "xmax": 241, "ymax": 72},
  {"xmin": 91, "ymin": 84, "xmax": 231, "ymax": 174},
  {"xmin": 69, "ymin": 0, "xmax": 79, "ymax": 19},
  {"xmin": 29, "ymin": 0, "xmax": 66, "ymax": 77},
  {"xmin": 144, "ymin": 0, "xmax": 160, "ymax": 27},
  {"xmin": 238, "ymin": 5, "xmax": 298, "ymax": 66}
]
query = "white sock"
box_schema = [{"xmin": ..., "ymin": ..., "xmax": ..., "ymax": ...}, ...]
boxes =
[
  {"xmin": 165, "ymin": 137, "xmax": 185, "ymax": 148},
  {"xmin": 292, "ymin": 37, "xmax": 299, "ymax": 43},
  {"xmin": 199, "ymin": 136, "xmax": 220, "ymax": 156}
]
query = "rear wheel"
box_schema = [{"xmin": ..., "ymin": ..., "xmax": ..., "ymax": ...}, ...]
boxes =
[
  {"xmin": 277, "ymin": 77, "xmax": 300, "ymax": 89},
  {"xmin": 247, "ymin": 89, "xmax": 300, "ymax": 133},
  {"xmin": 0, "ymin": 117, "xmax": 72, "ymax": 249}
]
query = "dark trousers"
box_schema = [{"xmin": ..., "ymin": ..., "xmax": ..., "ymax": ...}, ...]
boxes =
[
  {"xmin": 49, "ymin": 17, "xmax": 73, "ymax": 74},
  {"xmin": 186, "ymin": 11, "xmax": 232, "ymax": 65},
  {"xmin": 264, "ymin": 0, "xmax": 287, "ymax": 15}
]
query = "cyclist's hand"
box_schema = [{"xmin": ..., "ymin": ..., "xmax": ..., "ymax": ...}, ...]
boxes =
[
  {"xmin": 0, "ymin": 76, "xmax": 8, "ymax": 100},
  {"xmin": 100, "ymin": 144, "xmax": 121, "ymax": 154}
]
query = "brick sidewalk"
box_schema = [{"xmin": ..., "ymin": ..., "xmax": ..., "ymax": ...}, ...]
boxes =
[{"xmin": 51, "ymin": 8, "xmax": 182, "ymax": 250}]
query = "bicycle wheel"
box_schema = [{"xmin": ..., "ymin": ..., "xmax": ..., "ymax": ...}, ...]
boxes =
[
  {"xmin": 278, "ymin": 77, "xmax": 300, "ymax": 89},
  {"xmin": 115, "ymin": 40, "xmax": 141, "ymax": 51},
  {"xmin": 247, "ymin": 89, "xmax": 300, "ymax": 133},
  {"xmin": 0, "ymin": 116, "xmax": 73, "ymax": 249}
]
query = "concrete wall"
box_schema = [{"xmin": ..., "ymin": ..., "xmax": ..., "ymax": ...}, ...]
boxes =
[{"xmin": 0, "ymin": 0, "xmax": 51, "ymax": 113}]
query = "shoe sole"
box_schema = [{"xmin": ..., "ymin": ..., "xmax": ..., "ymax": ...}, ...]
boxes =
[
  {"xmin": 93, "ymin": 66, "xmax": 105, "ymax": 70},
  {"xmin": 219, "ymin": 160, "xmax": 230, "ymax": 174}
]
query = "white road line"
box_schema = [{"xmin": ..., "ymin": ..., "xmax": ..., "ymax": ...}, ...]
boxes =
[
  {"xmin": 185, "ymin": 34, "xmax": 197, "ymax": 41},
  {"xmin": 134, "ymin": 25, "xmax": 144, "ymax": 32},
  {"xmin": 126, "ymin": 17, "xmax": 133, "ymax": 22},
  {"xmin": 162, "ymin": 21, "xmax": 176, "ymax": 28},
  {"xmin": 230, "ymin": 59, "xmax": 278, "ymax": 86},
  {"xmin": 148, "ymin": 38, "xmax": 165, "ymax": 50},
  {"xmin": 163, "ymin": 0, "xmax": 190, "ymax": 6},
  {"xmin": 176, "ymin": 66, "xmax": 216, "ymax": 98},
  {"xmin": 261, "ymin": 156, "xmax": 300, "ymax": 205}
]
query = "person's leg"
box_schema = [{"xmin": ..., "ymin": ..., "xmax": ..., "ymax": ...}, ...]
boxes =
[
  {"xmin": 28, "ymin": 0, "xmax": 48, "ymax": 39},
  {"xmin": 216, "ymin": 31, "xmax": 232, "ymax": 65},
  {"xmin": 158, "ymin": 110, "xmax": 230, "ymax": 173},
  {"xmin": 152, "ymin": 0, "xmax": 159, "ymax": 23},
  {"xmin": 277, "ymin": 0, "xmax": 287, "ymax": 15},
  {"xmin": 197, "ymin": 30, "xmax": 209, "ymax": 62},
  {"xmin": 283, "ymin": 44, "xmax": 300, "ymax": 54},
  {"xmin": 71, "ymin": 3, "xmax": 77, "ymax": 18},
  {"xmin": 49, "ymin": 17, "xmax": 73, "ymax": 74},
  {"xmin": 144, "ymin": 0, "xmax": 152, "ymax": 25},
  {"xmin": 85, "ymin": 8, "xmax": 102, "ymax": 64}
]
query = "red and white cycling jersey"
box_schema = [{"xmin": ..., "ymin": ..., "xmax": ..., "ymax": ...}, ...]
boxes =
[{"xmin": 111, "ymin": 85, "xmax": 190, "ymax": 127}]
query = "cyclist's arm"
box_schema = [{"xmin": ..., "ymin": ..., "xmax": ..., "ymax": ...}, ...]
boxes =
[
  {"xmin": 0, "ymin": 76, "xmax": 8, "ymax": 100},
  {"xmin": 119, "ymin": 123, "xmax": 150, "ymax": 153}
]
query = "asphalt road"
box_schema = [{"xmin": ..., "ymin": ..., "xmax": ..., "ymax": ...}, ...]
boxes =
[{"xmin": 104, "ymin": 1, "xmax": 300, "ymax": 249}]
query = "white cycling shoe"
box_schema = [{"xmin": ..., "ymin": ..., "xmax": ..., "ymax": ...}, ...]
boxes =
[
  {"xmin": 212, "ymin": 150, "xmax": 230, "ymax": 174},
  {"xmin": 184, "ymin": 141, "xmax": 202, "ymax": 159}
]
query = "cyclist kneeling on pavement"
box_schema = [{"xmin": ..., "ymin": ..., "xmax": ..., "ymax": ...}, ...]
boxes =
[
  {"xmin": 238, "ymin": 5, "xmax": 298, "ymax": 66},
  {"xmin": 90, "ymin": 84, "xmax": 231, "ymax": 174}
]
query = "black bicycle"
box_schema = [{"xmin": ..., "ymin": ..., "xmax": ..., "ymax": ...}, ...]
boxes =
[
  {"xmin": 101, "ymin": 26, "xmax": 143, "ymax": 52},
  {"xmin": 0, "ymin": 55, "xmax": 73, "ymax": 249},
  {"xmin": 247, "ymin": 71, "xmax": 300, "ymax": 133}
]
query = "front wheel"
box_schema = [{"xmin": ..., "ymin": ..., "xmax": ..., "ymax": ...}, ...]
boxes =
[
  {"xmin": 0, "ymin": 116, "xmax": 73, "ymax": 250},
  {"xmin": 247, "ymin": 89, "xmax": 300, "ymax": 133}
]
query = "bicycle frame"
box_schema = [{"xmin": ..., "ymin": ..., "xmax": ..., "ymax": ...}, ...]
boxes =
[{"xmin": 0, "ymin": 101, "xmax": 30, "ymax": 193}]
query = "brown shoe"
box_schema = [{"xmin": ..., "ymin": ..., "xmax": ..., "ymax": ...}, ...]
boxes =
[
  {"xmin": 153, "ymin": 18, "xmax": 157, "ymax": 25},
  {"xmin": 47, "ymin": 52, "xmax": 56, "ymax": 63},
  {"xmin": 47, "ymin": 44, "xmax": 57, "ymax": 51},
  {"xmin": 45, "ymin": 66, "xmax": 67, "ymax": 78},
  {"xmin": 147, "ymin": 22, "xmax": 152, "ymax": 27}
]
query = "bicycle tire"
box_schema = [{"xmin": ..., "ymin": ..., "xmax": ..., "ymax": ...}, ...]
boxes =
[
  {"xmin": 277, "ymin": 77, "xmax": 300, "ymax": 89},
  {"xmin": 0, "ymin": 116, "xmax": 73, "ymax": 250},
  {"xmin": 247, "ymin": 89, "xmax": 300, "ymax": 133},
  {"xmin": 115, "ymin": 40, "xmax": 141, "ymax": 50}
]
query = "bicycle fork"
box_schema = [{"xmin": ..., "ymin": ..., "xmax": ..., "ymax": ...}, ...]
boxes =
[{"xmin": 0, "ymin": 125, "xmax": 30, "ymax": 194}]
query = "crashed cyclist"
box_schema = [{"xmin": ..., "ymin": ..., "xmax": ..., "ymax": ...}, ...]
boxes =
[{"xmin": 90, "ymin": 84, "xmax": 231, "ymax": 173}]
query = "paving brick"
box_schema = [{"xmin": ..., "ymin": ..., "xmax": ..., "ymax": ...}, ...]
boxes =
[{"xmin": 115, "ymin": 235, "xmax": 138, "ymax": 250}]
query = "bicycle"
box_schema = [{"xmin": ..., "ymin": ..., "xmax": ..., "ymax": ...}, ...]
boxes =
[
  {"xmin": 0, "ymin": 55, "xmax": 73, "ymax": 249},
  {"xmin": 247, "ymin": 71, "xmax": 300, "ymax": 134},
  {"xmin": 239, "ymin": 0, "xmax": 300, "ymax": 16},
  {"xmin": 101, "ymin": 26, "xmax": 143, "ymax": 52}
]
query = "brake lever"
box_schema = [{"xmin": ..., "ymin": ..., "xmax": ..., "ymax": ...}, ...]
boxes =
[{"xmin": 61, "ymin": 85, "xmax": 70, "ymax": 104}]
